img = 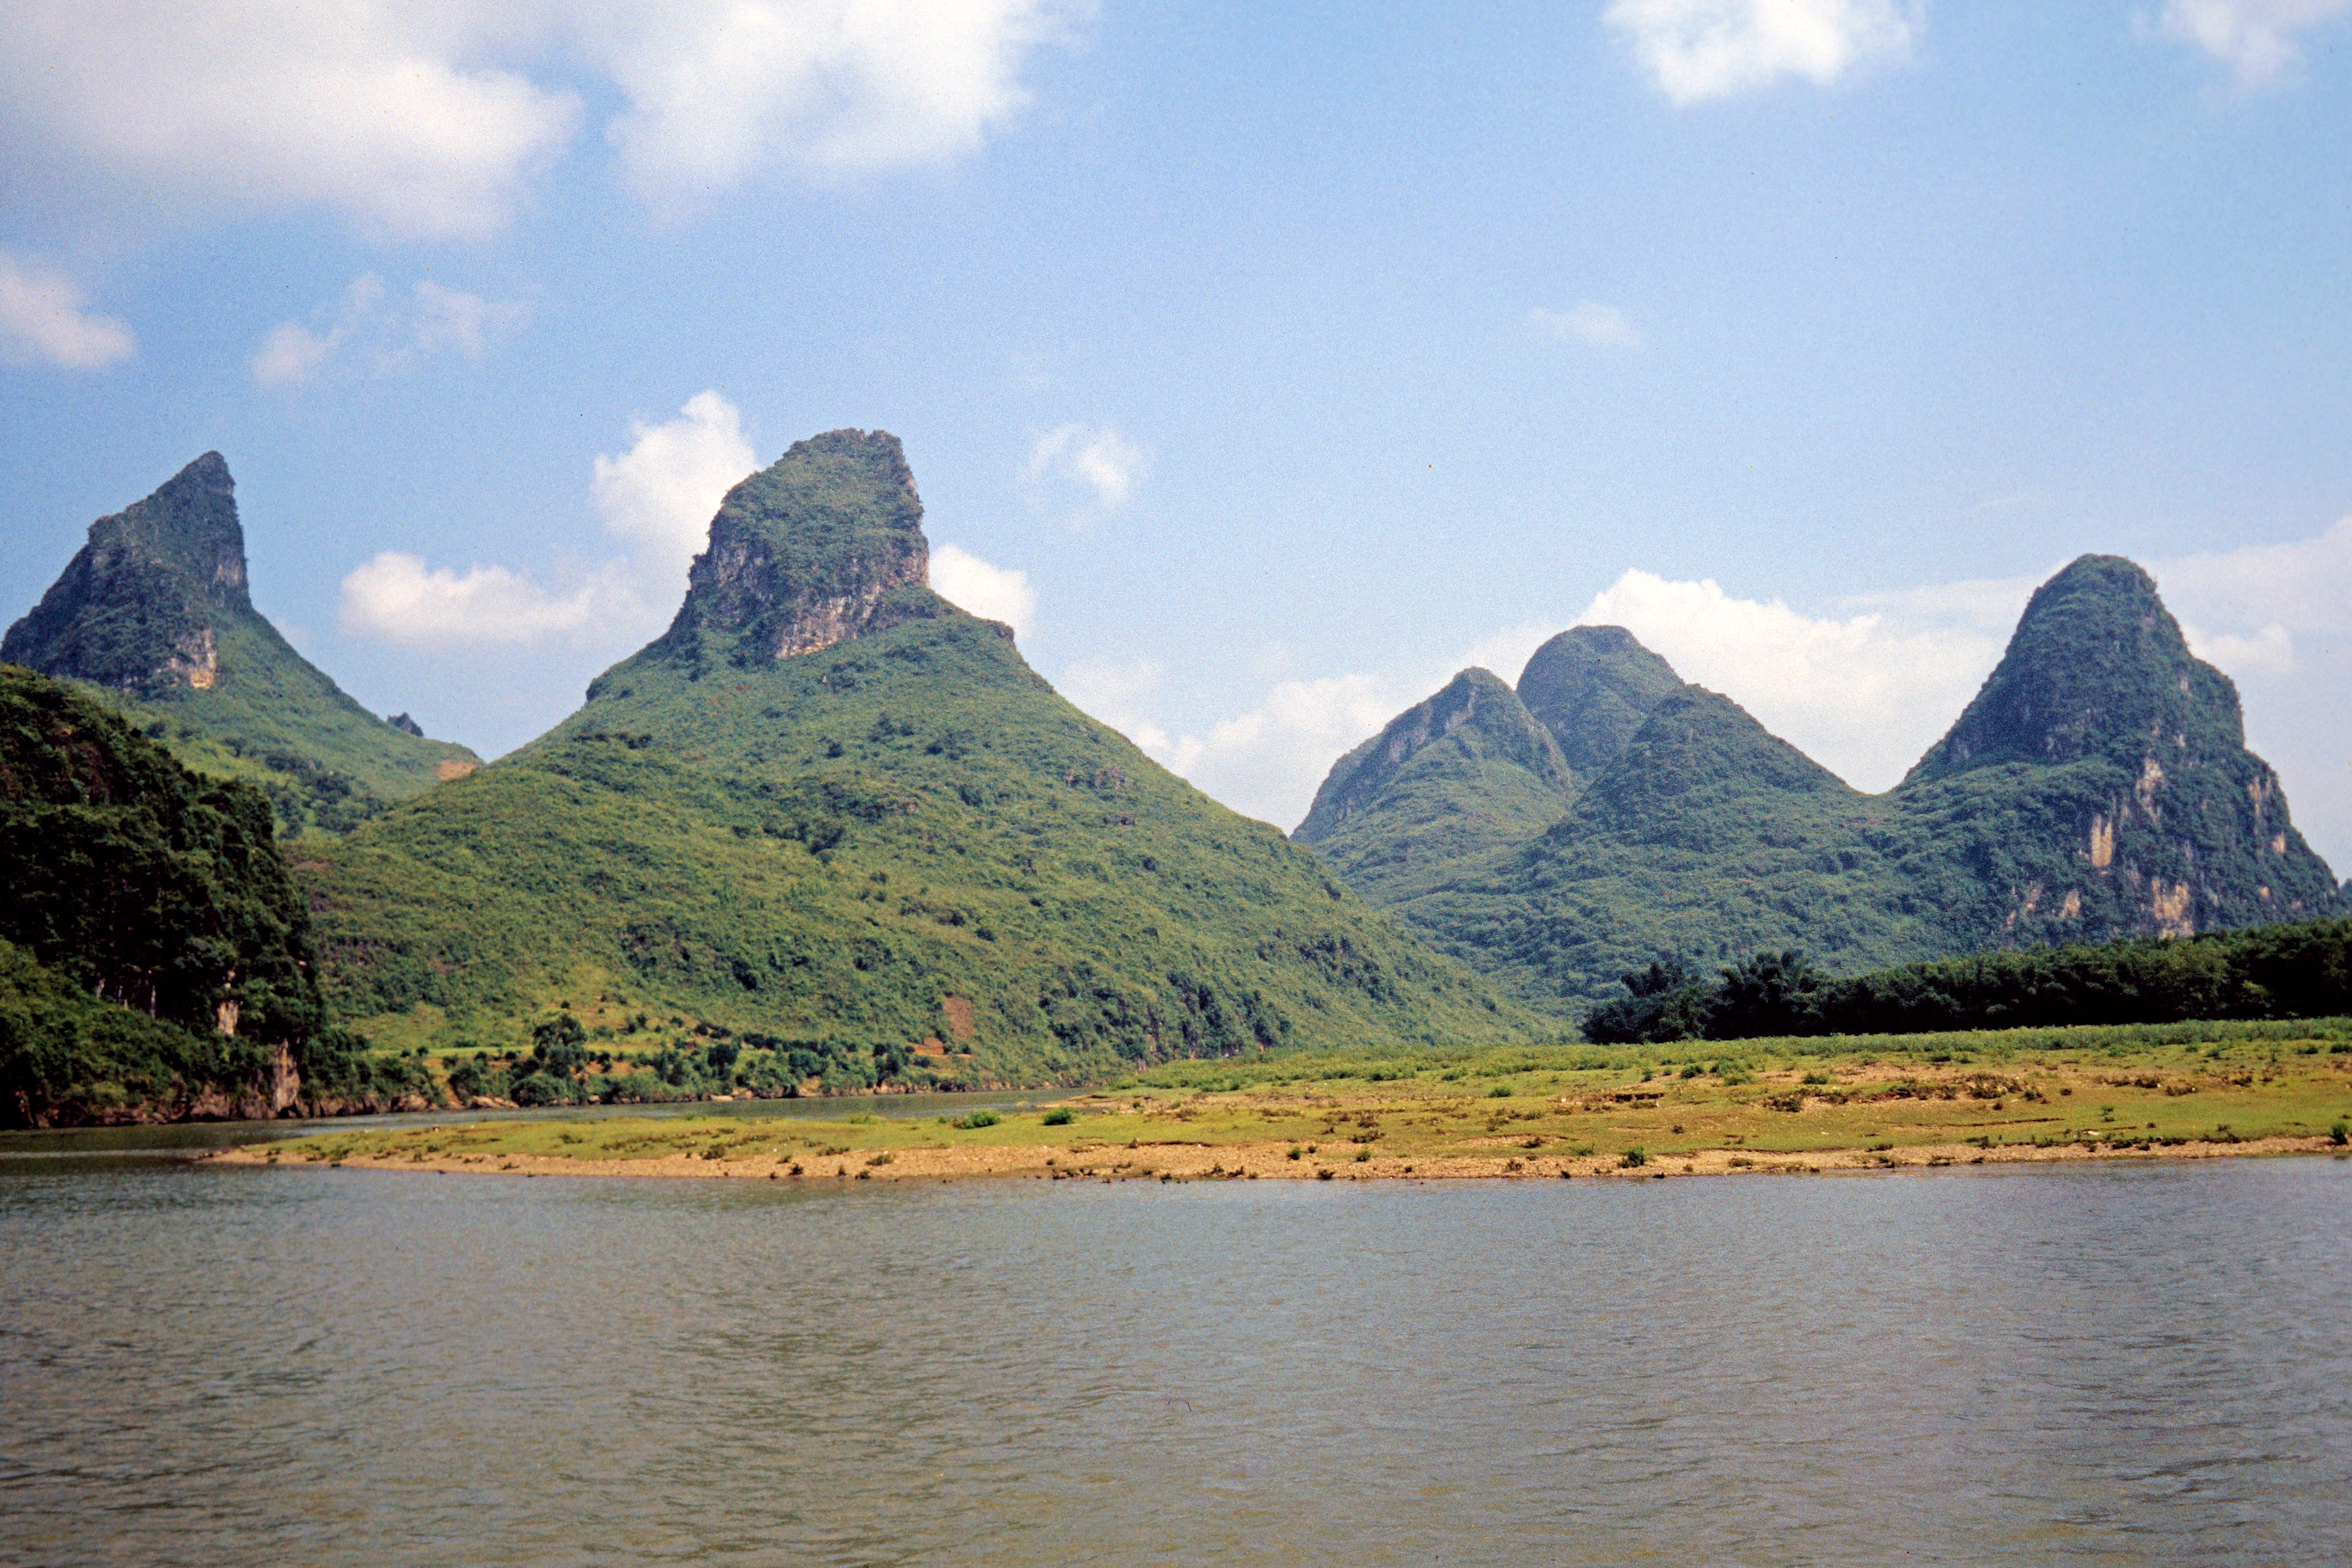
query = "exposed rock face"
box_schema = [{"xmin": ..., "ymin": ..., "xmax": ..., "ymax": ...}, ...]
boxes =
[
  {"xmin": 1516, "ymin": 625, "xmax": 1687, "ymax": 775},
  {"xmin": 656, "ymin": 429, "xmax": 940, "ymax": 666},
  {"xmin": 1901, "ymin": 554, "xmax": 2339, "ymax": 944},
  {"xmin": 3, "ymin": 452, "xmax": 249, "ymax": 694}
]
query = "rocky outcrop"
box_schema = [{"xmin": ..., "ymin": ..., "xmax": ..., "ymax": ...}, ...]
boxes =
[
  {"xmin": 3, "ymin": 453, "xmax": 248, "ymax": 695},
  {"xmin": 655, "ymin": 429, "xmax": 944, "ymax": 666},
  {"xmin": 3, "ymin": 453, "xmax": 481, "ymax": 831}
]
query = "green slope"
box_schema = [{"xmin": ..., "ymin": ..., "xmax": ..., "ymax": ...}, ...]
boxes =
[
  {"xmin": 1297, "ymin": 557, "xmax": 2343, "ymax": 1014},
  {"xmin": 303, "ymin": 431, "xmax": 1537, "ymax": 1084},
  {"xmin": 1294, "ymin": 668, "xmax": 1575, "ymax": 903},
  {"xmin": 3, "ymin": 453, "xmax": 479, "ymax": 836}
]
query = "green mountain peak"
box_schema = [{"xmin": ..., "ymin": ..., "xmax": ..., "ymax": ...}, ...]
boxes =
[
  {"xmin": 1907, "ymin": 554, "xmax": 2240, "ymax": 785},
  {"xmin": 307, "ymin": 430, "xmax": 1534, "ymax": 1080},
  {"xmin": 1296, "ymin": 667, "xmax": 1571, "ymax": 844},
  {"xmin": 1290, "ymin": 668, "xmax": 1576, "ymax": 906},
  {"xmin": 3, "ymin": 452, "xmax": 248, "ymax": 693},
  {"xmin": 1514, "ymin": 625, "xmax": 1686, "ymax": 775}
]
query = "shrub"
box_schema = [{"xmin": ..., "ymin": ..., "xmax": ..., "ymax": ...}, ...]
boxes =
[
  {"xmin": 1620, "ymin": 1147, "xmax": 1648, "ymax": 1168},
  {"xmin": 955, "ymin": 1109, "xmax": 999, "ymax": 1130},
  {"xmin": 2331, "ymin": 1120, "xmax": 2349, "ymax": 1147},
  {"xmin": 1487, "ymin": 1084, "xmax": 1513, "ymax": 1099},
  {"xmin": 1040, "ymin": 1107, "xmax": 1074, "ymax": 1125}
]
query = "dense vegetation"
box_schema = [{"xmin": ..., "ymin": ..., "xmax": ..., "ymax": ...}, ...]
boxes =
[
  {"xmin": 1299, "ymin": 558, "xmax": 2344, "ymax": 1011},
  {"xmin": 0, "ymin": 664, "xmax": 330, "ymax": 1124},
  {"xmin": 1583, "ymin": 917, "xmax": 2352, "ymax": 1043},
  {"xmin": 3, "ymin": 452, "xmax": 477, "ymax": 837},
  {"xmin": 303, "ymin": 433, "xmax": 1535, "ymax": 1086}
]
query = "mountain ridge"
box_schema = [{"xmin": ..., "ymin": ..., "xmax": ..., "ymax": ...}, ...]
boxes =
[{"xmin": 1295, "ymin": 558, "xmax": 2343, "ymax": 1013}]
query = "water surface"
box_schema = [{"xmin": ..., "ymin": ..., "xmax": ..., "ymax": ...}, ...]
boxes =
[{"xmin": 3, "ymin": 1158, "xmax": 2347, "ymax": 1565}]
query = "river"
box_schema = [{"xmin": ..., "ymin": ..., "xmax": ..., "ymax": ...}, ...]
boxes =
[{"xmin": 3, "ymin": 1136, "xmax": 2347, "ymax": 1565}]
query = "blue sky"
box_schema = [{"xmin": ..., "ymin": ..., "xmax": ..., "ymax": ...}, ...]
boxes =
[{"xmin": 4, "ymin": 1, "xmax": 2350, "ymax": 865}]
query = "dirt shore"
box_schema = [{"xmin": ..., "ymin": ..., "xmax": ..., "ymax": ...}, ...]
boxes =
[{"xmin": 211, "ymin": 1131, "xmax": 2342, "ymax": 1184}]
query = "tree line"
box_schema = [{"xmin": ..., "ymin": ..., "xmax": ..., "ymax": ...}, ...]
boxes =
[{"xmin": 1583, "ymin": 917, "xmax": 2352, "ymax": 1043}]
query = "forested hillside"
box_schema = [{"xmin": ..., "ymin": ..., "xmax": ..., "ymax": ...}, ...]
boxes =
[
  {"xmin": 303, "ymin": 431, "xmax": 1537, "ymax": 1087},
  {"xmin": 0, "ymin": 665, "xmax": 322, "ymax": 1124}
]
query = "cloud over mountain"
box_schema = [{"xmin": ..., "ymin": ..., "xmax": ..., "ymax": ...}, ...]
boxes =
[{"xmin": 341, "ymin": 391, "xmax": 755, "ymax": 651}]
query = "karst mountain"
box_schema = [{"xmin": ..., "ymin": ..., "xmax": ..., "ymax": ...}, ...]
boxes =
[
  {"xmin": 3, "ymin": 453, "xmax": 478, "ymax": 836},
  {"xmin": 300, "ymin": 431, "xmax": 1530, "ymax": 1079},
  {"xmin": 1295, "ymin": 555, "xmax": 2343, "ymax": 1011}
]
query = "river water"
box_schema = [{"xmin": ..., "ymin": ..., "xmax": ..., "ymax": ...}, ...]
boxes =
[{"xmin": 3, "ymin": 1147, "xmax": 2347, "ymax": 1565}]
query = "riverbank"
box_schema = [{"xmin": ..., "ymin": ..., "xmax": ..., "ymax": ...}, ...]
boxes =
[{"xmin": 215, "ymin": 1030, "xmax": 2352, "ymax": 1182}]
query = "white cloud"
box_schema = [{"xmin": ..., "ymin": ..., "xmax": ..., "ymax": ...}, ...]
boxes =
[
  {"xmin": 1026, "ymin": 423, "xmax": 1146, "ymax": 521},
  {"xmin": 2159, "ymin": 0, "xmax": 2352, "ymax": 84},
  {"xmin": 2154, "ymin": 516, "xmax": 2352, "ymax": 642},
  {"xmin": 1531, "ymin": 302, "xmax": 1642, "ymax": 348},
  {"xmin": 1605, "ymin": 0, "xmax": 1922, "ymax": 103},
  {"xmin": 0, "ymin": 5, "xmax": 580, "ymax": 240},
  {"xmin": 589, "ymin": 0, "xmax": 1086, "ymax": 196},
  {"xmin": 341, "ymin": 390, "xmax": 755, "ymax": 652},
  {"xmin": 931, "ymin": 544, "xmax": 1036, "ymax": 638},
  {"xmin": 591, "ymin": 390, "xmax": 759, "ymax": 592},
  {"xmin": 338, "ymin": 554, "xmax": 602, "ymax": 648},
  {"xmin": 1576, "ymin": 568, "xmax": 2023, "ymax": 791},
  {"xmin": 253, "ymin": 275, "xmax": 527, "ymax": 385},
  {"xmin": 0, "ymin": 2, "xmax": 1076, "ymax": 237},
  {"xmin": 1059, "ymin": 659, "xmax": 1412, "ymax": 829},
  {"xmin": 0, "ymin": 249, "xmax": 135, "ymax": 369}
]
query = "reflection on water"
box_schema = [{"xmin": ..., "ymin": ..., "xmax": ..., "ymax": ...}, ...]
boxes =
[{"xmin": 2, "ymin": 1160, "xmax": 2348, "ymax": 1566}]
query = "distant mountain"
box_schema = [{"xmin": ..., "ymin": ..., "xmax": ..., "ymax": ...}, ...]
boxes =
[
  {"xmin": 3, "ymin": 454, "xmax": 479, "ymax": 836},
  {"xmin": 1294, "ymin": 668, "xmax": 1574, "ymax": 903},
  {"xmin": 302, "ymin": 431, "xmax": 1534, "ymax": 1082},
  {"xmin": 1295, "ymin": 556, "xmax": 2343, "ymax": 1013}
]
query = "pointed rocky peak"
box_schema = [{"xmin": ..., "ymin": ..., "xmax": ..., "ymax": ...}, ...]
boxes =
[
  {"xmin": 3, "ymin": 452, "xmax": 252, "ymax": 694},
  {"xmin": 1295, "ymin": 667, "xmax": 1570, "ymax": 843},
  {"xmin": 1905, "ymin": 554, "xmax": 2243, "ymax": 786},
  {"xmin": 1516, "ymin": 625, "xmax": 1687, "ymax": 775},
  {"xmin": 659, "ymin": 429, "xmax": 943, "ymax": 665}
]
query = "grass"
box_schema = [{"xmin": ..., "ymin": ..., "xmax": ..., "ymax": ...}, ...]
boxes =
[{"xmin": 241, "ymin": 1014, "xmax": 2352, "ymax": 1179}]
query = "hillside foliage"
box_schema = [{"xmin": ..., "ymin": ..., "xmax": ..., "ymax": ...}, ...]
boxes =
[
  {"xmin": 1584, "ymin": 917, "xmax": 2352, "ymax": 1043},
  {"xmin": 1298, "ymin": 558, "xmax": 2343, "ymax": 1014},
  {"xmin": 0, "ymin": 665, "xmax": 329, "ymax": 1124}
]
